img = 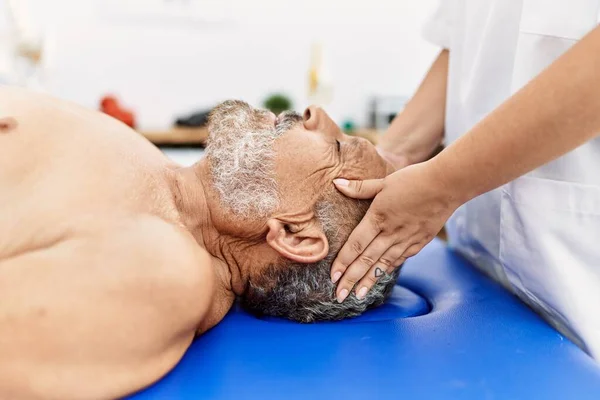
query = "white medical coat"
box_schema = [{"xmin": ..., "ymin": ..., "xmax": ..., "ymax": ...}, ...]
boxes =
[{"xmin": 423, "ymin": 0, "xmax": 600, "ymax": 358}]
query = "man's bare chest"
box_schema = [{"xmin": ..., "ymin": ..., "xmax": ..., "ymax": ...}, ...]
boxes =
[{"xmin": 0, "ymin": 128, "xmax": 179, "ymax": 261}]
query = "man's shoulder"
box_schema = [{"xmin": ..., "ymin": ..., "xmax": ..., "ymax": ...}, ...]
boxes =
[
  {"xmin": 94, "ymin": 215, "xmax": 216, "ymax": 322},
  {"xmin": 113, "ymin": 214, "xmax": 211, "ymax": 264},
  {"xmin": 0, "ymin": 214, "xmax": 213, "ymax": 399}
]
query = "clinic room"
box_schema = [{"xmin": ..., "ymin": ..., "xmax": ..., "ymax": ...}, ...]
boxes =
[{"xmin": 1, "ymin": 0, "xmax": 600, "ymax": 399}]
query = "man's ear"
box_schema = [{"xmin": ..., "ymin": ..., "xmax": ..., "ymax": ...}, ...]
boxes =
[{"xmin": 265, "ymin": 219, "xmax": 329, "ymax": 263}]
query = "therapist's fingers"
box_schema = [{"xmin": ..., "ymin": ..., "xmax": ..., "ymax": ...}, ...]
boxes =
[
  {"xmin": 334, "ymin": 235, "xmax": 396, "ymax": 302},
  {"xmin": 331, "ymin": 163, "xmax": 462, "ymax": 303},
  {"xmin": 330, "ymin": 212, "xmax": 381, "ymax": 286},
  {"xmin": 351, "ymin": 240, "xmax": 426, "ymax": 300},
  {"xmin": 333, "ymin": 178, "xmax": 384, "ymax": 200},
  {"xmin": 354, "ymin": 245, "xmax": 407, "ymax": 299}
]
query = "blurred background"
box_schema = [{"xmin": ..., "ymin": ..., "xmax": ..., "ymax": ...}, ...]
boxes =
[{"xmin": 0, "ymin": 0, "xmax": 439, "ymax": 162}]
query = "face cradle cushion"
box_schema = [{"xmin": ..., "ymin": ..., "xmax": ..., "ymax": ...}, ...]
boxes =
[{"xmin": 129, "ymin": 239, "xmax": 600, "ymax": 400}]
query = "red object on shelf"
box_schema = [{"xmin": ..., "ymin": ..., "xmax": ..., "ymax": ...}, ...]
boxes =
[{"xmin": 100, "ymin": 95, "xmax": 136, "ymax": 128}]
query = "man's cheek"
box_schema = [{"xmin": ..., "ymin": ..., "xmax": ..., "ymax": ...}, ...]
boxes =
[{"xmin": 366, "ymin": 149, "xmax": 392, "ymax": 178}]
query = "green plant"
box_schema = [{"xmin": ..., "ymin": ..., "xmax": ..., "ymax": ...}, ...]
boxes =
[{"xmin": 263, "ymin": 93, "xmax": 293, "ymax": 115}]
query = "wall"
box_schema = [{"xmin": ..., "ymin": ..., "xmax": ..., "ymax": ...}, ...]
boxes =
[{"xmin": 0, "ymin": 0, "xmax": 440, "ymax": 129}]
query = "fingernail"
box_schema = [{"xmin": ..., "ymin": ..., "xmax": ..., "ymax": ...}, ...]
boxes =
[
  {"xmin": 333, "ymin": 178, "xmax": 349, "ymax": 187},
  {"xmin": 337, "ymin": 289, "xmax": 349, "ymax": 303},
  {"xmin": 357, "ymin": 287, "xmax": 368, "ymax": 300},
  {"xmin": 332, "ymin": 271, "xmax": 342, "ymax": 283}
]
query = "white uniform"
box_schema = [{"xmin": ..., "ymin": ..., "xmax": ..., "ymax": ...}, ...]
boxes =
[{"xmin": 423, "ymin": 0, "xmax": 600, "ymax": 359}]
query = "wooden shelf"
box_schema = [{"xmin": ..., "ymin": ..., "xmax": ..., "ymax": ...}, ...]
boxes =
[{"xmin": 139, "ymin": 127, "xmax": 381, "ymax": 146}]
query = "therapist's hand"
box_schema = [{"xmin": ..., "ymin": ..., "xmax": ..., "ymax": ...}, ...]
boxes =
[{"xmin": 331, "ymin": 161, "xmax": 460, "ymax": 302}]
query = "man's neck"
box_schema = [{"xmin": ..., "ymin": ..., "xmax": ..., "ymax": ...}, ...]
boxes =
[
  {"xmin": 170, "ymin": 162, "xmax": 213, "ymax": 249},
  {"xmin": 168, "ymin": 160, "xmax": 258, "ymax": 318}
]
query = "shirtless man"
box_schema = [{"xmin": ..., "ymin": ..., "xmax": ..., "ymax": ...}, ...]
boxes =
[{"xmin": 0, "ymin": 87, "xmax": 396, "ymax": 399}]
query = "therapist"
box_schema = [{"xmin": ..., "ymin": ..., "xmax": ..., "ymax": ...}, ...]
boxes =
[{"xmin": 331, "ymin": 0, "xmax": 600, "ymax": 360}]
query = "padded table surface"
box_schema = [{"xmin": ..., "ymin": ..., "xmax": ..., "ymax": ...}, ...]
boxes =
[{"xmin": 129, "ymin": 239, "xmax": 600, "ymax": 399}]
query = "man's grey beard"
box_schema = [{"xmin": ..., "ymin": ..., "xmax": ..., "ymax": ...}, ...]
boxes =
[{"xmin": 205, "ymin": 100, "xmax": 301, "ymax": 218}]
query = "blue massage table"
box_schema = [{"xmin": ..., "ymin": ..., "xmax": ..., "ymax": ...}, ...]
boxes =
[{"xmin": 129, "ymin": 239, "xmax": 600, "ymax": 399}]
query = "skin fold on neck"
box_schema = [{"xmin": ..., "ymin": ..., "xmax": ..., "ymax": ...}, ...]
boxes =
[{"xmin": 167, "ymin": 159, "xmax": 277, "ymax": 333}]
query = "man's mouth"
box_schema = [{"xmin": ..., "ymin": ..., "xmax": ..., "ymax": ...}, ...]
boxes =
[
  {"xmin": 275, "ymin": 111, "xmax": 289, "ymax": 128},
  {"xmin": 260, "ymin": 110, "xmax": 277, "ymax": 126},
  {"xmin": 275, "ymin": 111, "xmax": 303, "ymax": 130}
]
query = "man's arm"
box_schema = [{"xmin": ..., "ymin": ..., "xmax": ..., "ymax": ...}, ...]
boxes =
[
  {"xmin": 377, "ymin": 49, "xmax": 448, "ymax": 169},
  {"xmin": 434, "ymin": 25, "xmax": 600, "ymax": 203}
]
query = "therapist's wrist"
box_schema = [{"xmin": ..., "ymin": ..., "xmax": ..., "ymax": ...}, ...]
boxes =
[
  {"xmin": 422, "ymin": 156, "xmax": 471, "ymax": 211},
  {"xmin": 378, "ymin": 125, "xmax": 443, "ymax": 167}
]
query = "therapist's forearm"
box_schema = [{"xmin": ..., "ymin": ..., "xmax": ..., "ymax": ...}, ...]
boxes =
[
  {"xmin": 379, "ymin": 50, "xmax": 448, "ymax": 165},
  {"xmin": 431, "ymin": 26, "xmax": 600, "ymax": 204}
]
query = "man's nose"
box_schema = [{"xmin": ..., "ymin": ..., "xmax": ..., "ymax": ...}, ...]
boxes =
[{"xmin": 302, "ymin": 105, "xmax": 340, "ymax": 135}]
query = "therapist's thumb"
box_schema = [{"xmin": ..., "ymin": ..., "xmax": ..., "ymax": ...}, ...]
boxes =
[{"xmin": 333, "ymin": 178, "xmax": 384, "ymax": 199}]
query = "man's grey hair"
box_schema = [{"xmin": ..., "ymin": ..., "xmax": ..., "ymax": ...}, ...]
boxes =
[
  {"xmin": 242, "ymin": 189, "xmax": 400, "ymax": 323},
  {"xmin": 205, "ymin": 100, "xmax": 399, "ymax": 323}
]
